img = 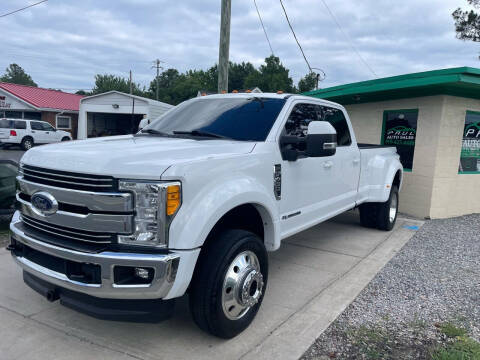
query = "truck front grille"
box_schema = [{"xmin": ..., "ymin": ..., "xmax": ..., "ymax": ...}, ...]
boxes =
[
  {"xmin": 21, "ymin": 214, "xmax": 114, "ymax": 244},
  {"xmin": 20, "ymin": 165, "xmax": 116, "ymax": 192}
]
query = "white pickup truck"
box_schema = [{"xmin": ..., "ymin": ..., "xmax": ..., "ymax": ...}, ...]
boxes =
[{"xmin": 8, "ymin": 93, "xmax": 402, "ymax": 338}]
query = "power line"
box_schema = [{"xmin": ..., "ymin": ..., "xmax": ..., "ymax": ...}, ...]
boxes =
[
  {"xmin": 319, "ymin": 0, "xmax": 377, "ymax": 78},
  {"xmin": 278, "ymin": 0, "xmax": 312, "ymax": 74},
  {"xmin": 0, "ymin": 0, "xmax": 48, "ymax": 19},
  {"xmin": 253, "ymin": 0, "xmax": 274, "ymax": 56}
]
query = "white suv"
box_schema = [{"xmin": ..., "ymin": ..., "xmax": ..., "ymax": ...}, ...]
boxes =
[{"xmin": 0, "ymin": 118, "xmax": 72, "ymax": 150}]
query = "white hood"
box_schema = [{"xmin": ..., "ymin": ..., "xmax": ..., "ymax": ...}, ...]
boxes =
[{"xmin": 21, "ymin": 135, "xmax": 256, "ymax": 179}]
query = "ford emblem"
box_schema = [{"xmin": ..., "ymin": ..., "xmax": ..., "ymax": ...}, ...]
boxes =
[{"xmin": 31, "ymin": 191, "xmax": 58, "ymax": 216}]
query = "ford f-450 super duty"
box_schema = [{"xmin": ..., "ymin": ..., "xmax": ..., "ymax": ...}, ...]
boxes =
[{"xmin": 8, "ymin": 93, "xmax": 402, "ymax": 338}]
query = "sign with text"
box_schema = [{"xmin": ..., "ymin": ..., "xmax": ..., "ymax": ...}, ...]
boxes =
[
  {"xmin": 459, "ymin": 111, "xmax": 480, "ymax": 174},
  {"xmin": 382, "ymin": 110, "xmax": 418, "ymax": 171},
  {"xmin": 0, "ymin": 96, "xmax": 11, "ymax": 109}
]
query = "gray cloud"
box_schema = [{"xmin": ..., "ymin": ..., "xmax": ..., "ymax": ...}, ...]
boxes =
[{"xmin": 0, "ymin": 0, "xmax": 478, "ymax": 92}]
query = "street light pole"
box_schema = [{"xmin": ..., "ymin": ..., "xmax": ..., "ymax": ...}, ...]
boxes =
[{"xmin": 218, "ymin": 0, "xmax": 231, "ymax": 93}]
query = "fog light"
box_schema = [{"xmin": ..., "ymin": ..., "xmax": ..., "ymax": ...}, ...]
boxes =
[{"xmin": 135, "ymin": 267, "xmax": 150, "ymax": 279}]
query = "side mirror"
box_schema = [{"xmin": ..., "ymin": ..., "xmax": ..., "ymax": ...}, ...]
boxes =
[{"xmin": 306, "ymin": 121, "xmax": 337, "ymax": 157}]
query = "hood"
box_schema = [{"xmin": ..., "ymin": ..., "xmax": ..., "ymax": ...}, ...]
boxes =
[{"xmin": 21, "ymin": 135, "xmax": 256, "ymax": 179}]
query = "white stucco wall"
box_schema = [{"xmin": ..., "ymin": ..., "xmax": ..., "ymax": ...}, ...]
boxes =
[{"xmin": 344, "ymin": 95, "xmax": 480, "ymax": 219}]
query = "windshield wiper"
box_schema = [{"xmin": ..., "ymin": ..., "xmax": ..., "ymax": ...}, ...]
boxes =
[
  {"xmin": 140, "ymin": 129, "xmax": 169, "ymax": 136},
  {"xmin": 172, "ymin": 130, "xmax": 232, "ymax": 140}
]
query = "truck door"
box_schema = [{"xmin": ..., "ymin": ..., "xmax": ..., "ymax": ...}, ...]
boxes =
[
  {"xmin": 319, "ymin": 106, "xmax": 360, "ymax": 211},
  {"xmin": 278, "ymin": 102, "xmax": 359, "ymax": 237}
]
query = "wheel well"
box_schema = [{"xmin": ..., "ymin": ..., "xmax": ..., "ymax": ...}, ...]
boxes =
[
  {"xmin": 393, "ymin": 171, "xmax": 401, "ymax": 188},
  {"xmin": 22, "ymin": 136, "xmax": 33, "ymax": 141},
  {"xmin": 206, "ymin": 204, "xmax": 264, "ymax": 245}
]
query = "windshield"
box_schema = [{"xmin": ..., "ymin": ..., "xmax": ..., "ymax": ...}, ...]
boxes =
[{"xmin": 143, "ymin": 97, "xmax": 286, "ymax": 141}]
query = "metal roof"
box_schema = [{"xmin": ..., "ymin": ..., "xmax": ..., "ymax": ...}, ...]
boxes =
[
  {"xmin": 0, "ymin": 82, "xmax": 83, "ymax": 111},
  {"xmin": 304, "ymin": 67, "xmax": 480, "ymax": 105}
]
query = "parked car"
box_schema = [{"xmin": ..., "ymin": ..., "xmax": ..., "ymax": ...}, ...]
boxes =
[
  {"xmin": 8, "ymin": 94, "xmax": 403, "ymax": 338},
  {"xmin": 0, "ymin": 160, "xmax": 18, "ymax": 216},
  {"xmin": 0, "ymin": 118, "xmax": 72, "ymax": 150}
]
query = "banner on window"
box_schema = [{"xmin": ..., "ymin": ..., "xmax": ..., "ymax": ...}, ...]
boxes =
[
  {"xmin": 459, "ymin": 111, "xmax": 480, "ymax": 174},
  {"xmin": 382, "ymin": 110, "xmax": 418, "ymax": 171}
]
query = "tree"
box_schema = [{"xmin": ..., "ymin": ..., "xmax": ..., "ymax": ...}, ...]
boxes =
[
  {"xmin": 297, "ymin": 72, "xmax": 318, "ymax": 93},
  {"xmin": 75, "ymin": 90, "xmax": 88, "ymax": 95},
  {"xmin": 91, "ymin": 74, "xmax": 145, "ymax": 96},
  {"xmin": 244, "ymin": 56, "xmax": 294, "ymax": 93},
  {"xmin": 0, "ymin": 64, "xmax": 37, "ymax": 86},
  {"xmin": 453, "ymin": 0, "xmax": 480, "ymax": 42}
]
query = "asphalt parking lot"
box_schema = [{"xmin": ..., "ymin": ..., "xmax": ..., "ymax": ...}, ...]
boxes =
[
  {"xmin": 0, "ymin": 148, "xmax": 25, "ymax": 163},
  {"xmin": 0, "ymin": 211, "xmax": 422, "ymax": 360}
]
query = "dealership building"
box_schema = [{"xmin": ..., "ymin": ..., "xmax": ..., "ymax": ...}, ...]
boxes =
[
  {"xmin": 307, "ymin": 67, "xmax": 480, "ymax": 219},
  {"xmin": 0, "ymin": 82, "xmax": 83, "ymax": 138}
]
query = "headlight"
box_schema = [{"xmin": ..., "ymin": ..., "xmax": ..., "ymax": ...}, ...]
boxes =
[{"xmin": 118, "ymin": 180, "xmax": 181, "ymax": 247}]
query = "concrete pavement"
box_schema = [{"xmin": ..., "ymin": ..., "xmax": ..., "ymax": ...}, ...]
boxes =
[
  {"xmin": 0, "ymin": 211, "xmax": 422, "ymax": 360},
  {"xmin": 0, "ymin": 149, "xmax": 25, "ymax": 163}
]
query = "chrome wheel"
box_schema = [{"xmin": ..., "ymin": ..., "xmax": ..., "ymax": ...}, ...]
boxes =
[
  {"xmin": 389, "ymin": 192, "xmax": 398, "ymax": 223},
  {"xmin": 221, "ymin": 250, "xmax": 264, "ymax": 320},
  {"xmin": 24, "ymin": 140, "xmax": 32, "ymax": 149}
]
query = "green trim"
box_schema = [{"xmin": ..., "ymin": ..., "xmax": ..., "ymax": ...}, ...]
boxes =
[
  {"xmin": 304, "ymin": 67, "xmax": 480, "ymax": 105},
  {"xmin": 458, "ymin": 171, "xmax": 480, "ymax": 174},
  {"xmin": 466, "ymin": 110, "xmax": 480, "ymax": 116},
  {"xmin": 403, "ymin": 168, "xmax": 413, "ymax": 173}
]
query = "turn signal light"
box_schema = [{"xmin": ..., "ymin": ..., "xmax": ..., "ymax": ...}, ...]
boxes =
[
  {"xmin": 166, "ymin": 185, "xmax": 181, "ymax": 216},
  {"xmin": 10, "ymin": 130, "xmax": 17, "ymax": 136}
]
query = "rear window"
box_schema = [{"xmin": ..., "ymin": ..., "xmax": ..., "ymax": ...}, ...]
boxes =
[
  {"xmin": 0, "ymin": 119, "xmax": 13, "ymax": 129},
  {"xmin": 14, "ymin": 120, "xmax": 26, "ymax": 129}
]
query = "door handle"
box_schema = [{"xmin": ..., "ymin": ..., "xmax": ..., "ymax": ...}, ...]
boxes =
[
  {"xmin": 46, "ymin": 132, "xmax": 49, "ymax": 134},
  {"xmin": 323, "ymin": 161, "xmax": 333, "ymax": 169},
  {"xmin": 31, "ymin": 131, "xmax": 35, "ymax": 133}
]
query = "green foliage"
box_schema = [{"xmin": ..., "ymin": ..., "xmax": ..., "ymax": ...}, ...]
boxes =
[
  {"xmin": 440, "ymin": 323, "xmax": 468, "ymax": 338},
  {"xmin": 298, "ymin": 72, "xmax": 318, "ymax": 93},
  {"xmin": 0, "ymin": 64, "xmax": 37, "ymax": 86},
  {"xmin": 244, "ymin": 55, "xmax": 294, "ymax": 93},
  {"xmin": 90, "ymin": 56, "xmax": 312, "ymax": 105},
  {"xmin": 453, "ymin": 0, "xmax": 480, "ymax": 42},
  {"xmin": 431, "ymin": 336, "xmax": 480, "ymax": 360},
  {"xmin": 90, "ymin": 74, "xmax": 146, "ymax": 96}
]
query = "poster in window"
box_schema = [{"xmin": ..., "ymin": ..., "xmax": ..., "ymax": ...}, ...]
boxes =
[
  {"xmin": 382, "ymin": 110, "xmax": 418, "ymax": 171},
  {"xmin": 459, "ymin": 111, "xmax": 480, "ymax": 174}
]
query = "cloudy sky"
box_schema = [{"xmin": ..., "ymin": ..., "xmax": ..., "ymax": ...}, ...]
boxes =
[{"xmin": 1, "ymin": 0, "xmax": 479, "ymax": 92}]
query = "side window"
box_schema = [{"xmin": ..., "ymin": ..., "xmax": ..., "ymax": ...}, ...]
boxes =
[
  {"xmin": 317, "ymin": 106, "xmax": 352, "ymax": 146},
  {"xmin": 14, "ymin": 120, "xmax": 26, "ymax": 129},
  {"xmin": 284, "ymin": 103, "xmax": 318, "ymax": 137},
  {"xmin": 0, "ymin": 119, "xmax": 13, "ymax": 128},
  {"xmin": 42, "ymin": 122, "xmax": 55, "ymax": 131},
  {"xmin": 30, "ymin": 121, "xmax": 43, "ymax": 130}
]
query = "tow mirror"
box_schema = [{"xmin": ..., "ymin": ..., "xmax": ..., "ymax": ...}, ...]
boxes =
[{"xmin": 306, "ymin": 121, "xmax": 337, "ymax": 157}]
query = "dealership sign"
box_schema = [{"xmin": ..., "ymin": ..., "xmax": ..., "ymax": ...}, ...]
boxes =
[
  {"xmin": 384, "ymin": 125, "xmax": 416, "ymax": 146},
  {"xmin": 459, "ymin": 113, "xmax": 480, "ymax": 173},
  {"xmin": 0, "ymin": 96, "xmax": 11, "ymax": 109}
]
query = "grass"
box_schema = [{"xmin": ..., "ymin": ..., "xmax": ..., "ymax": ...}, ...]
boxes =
[
  {"xmin": 431, "ymin": 336, "xmax": 480, "ymax": 360},
  {"xmin": 440, "ymin": 323, "xmax": 468, "ymax": 338}
]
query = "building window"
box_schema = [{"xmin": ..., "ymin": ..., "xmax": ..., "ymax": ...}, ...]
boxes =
[
  {"xmin": 382, "ymin": 109, "xmax": 418, "ymax": 172},
  {"xmin": 459, "ymin": 111, "xmax": 480, "ymax": 174},
  {"xmin": 56, "ymin": 115, "xmax": 71, "ymax": 129},
  {"xmin": 4, "ymin": 111, "xmax": 22, "ymax": 119},
  {"xmin": 23, "ymin": 112, "xmax": 42, "ymax": 120}
]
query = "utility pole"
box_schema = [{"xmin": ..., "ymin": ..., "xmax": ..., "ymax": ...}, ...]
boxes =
[
  {"xmin": 218, "ymin": 0, "xmax": 231, "ymax": 93},
  {"xmin": 152, "ymin": 59, "xmax": 164, "ymax": 101},
  {"xmin": 129, "ymin": 70, "xmax": 133, "ymax": 94}
]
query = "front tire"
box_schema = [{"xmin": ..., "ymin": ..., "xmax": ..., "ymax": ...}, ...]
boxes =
[
  {"xmin": 189, "ymin": 229, "xmax": 268, "ymax": 338},
  {"xmin": 61, "ymin": 136, "xmax": 70, "ymax": 141}
]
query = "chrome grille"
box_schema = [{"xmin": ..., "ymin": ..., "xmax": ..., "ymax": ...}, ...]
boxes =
[
  {"xmin": 20, "ymin": 165, "xmax": 116, "ymax": 192},
  {"xmin": 21, "ymin": 214, "xmax": 114, "ymax": 244}
]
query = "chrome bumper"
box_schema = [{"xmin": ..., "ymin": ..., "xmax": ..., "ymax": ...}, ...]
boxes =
[{"xmin": 10, "ymin": 212, "xmax": 180, "ymax": 299}]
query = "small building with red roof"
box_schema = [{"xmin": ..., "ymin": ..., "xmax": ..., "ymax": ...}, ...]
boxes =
[{"xmin": 0, "ymin": 82, "xmax": 83, "ymax": 139}]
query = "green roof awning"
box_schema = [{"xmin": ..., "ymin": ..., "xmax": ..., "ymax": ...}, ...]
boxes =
[{"xmin": 304, "ymin": 67, "xmax": 480, "ymax": 105}]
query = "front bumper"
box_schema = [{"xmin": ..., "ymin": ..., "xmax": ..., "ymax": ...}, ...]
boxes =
[{"xmin": 9, "ymin": 211, "xmax": 180, "ymax": 299}]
